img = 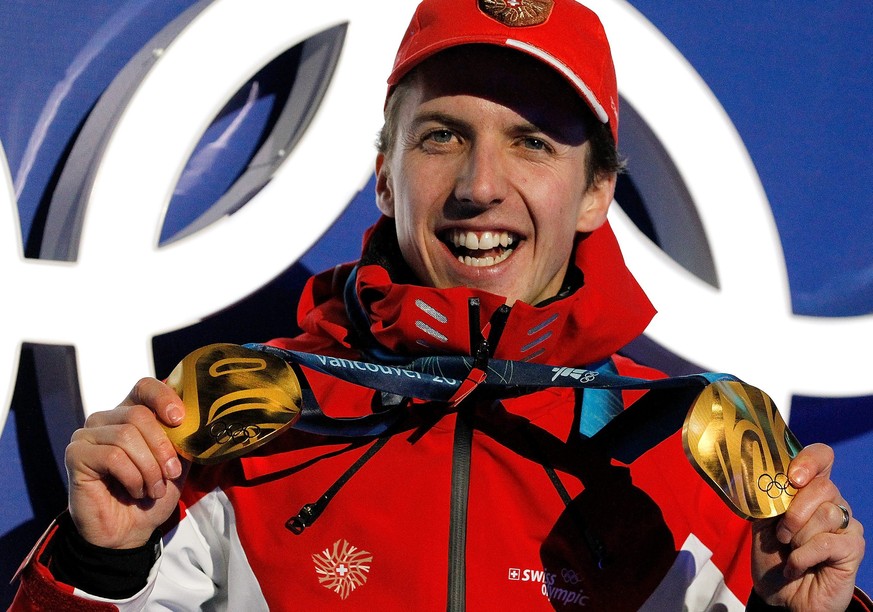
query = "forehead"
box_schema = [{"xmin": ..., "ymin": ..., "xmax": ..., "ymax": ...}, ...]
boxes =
[{"xmin": 401, "ymin": 45, "xmax": 591, "ymax": 134}]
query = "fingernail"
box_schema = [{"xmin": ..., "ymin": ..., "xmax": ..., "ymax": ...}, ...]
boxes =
[
  {"xmin": 152, "ymin": 479, "xmax": 167, "ymax": 498},
  {"xmin": 166, "ymin": 403, "xmax": 183, "ymax": 425},
  {"xmin": 166, "ymin": 457, "xmax": 182, "ymax": 479},
  {"xmin": 777, "ymin": 524, "xmax": 792, "ymax": 545},
  {"xmin": 789, "ymin": 466, "xmax": 809, "ymax": 487}
]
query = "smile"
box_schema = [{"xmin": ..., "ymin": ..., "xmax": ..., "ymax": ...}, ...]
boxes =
[{"xmin": 441, "ymin": 229, "xmax": 518, "ymax": 267}]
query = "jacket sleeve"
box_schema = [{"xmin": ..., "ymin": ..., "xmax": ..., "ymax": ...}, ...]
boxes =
[
  {"xmin": 145, "ymin": 487, "xmax": 268, "ymax": 610},
  {"xmin": 8, "ymin": 517, "xmax": 158, "ymax": 611},
  {"xmin": 8, "ymin": 497, "xmax": 230, "ymax": 611}
]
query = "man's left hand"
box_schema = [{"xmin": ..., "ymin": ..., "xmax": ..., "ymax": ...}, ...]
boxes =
[{"xmin": 751, "ymin": 442, "xmax": 865, "ymax": 611}]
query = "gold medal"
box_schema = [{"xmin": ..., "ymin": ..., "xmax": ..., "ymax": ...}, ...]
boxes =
[
  {"xmin": 683, "ymin": 380, "xmax": 802, "ymax": 520},
  {"xmin": 163, "ymin": 344, "xmax": 303, "ymax": 464}
]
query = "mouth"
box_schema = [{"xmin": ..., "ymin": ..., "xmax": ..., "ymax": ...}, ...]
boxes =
[{"xmin": 440, "ymin": 229, "xmax": 519, "ymax": 267}]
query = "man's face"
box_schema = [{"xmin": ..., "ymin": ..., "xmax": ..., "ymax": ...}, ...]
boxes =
[{"xmin": 376, "ymin": 47, "xmax": 615, "ymax": 306}]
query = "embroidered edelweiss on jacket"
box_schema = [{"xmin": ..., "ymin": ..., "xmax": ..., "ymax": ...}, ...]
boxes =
[{"xmin": 312, "ymin": 539, "xmax": 373, "ymax": 600}]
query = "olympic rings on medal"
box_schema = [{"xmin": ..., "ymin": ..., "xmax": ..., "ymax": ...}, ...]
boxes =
[
  {"xmin": 757, "ymin": 472, "xmax": 795, "ymax": 499},
  {"xmin": 208, "ymin": 420, "xmax": 262, "ymax": 445},
  {"xmin": 837, "ymin": 504, "xmax": 851, "ymax": 531}
]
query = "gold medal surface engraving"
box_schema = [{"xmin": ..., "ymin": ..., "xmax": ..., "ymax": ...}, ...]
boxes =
[
  {"xmin": 164, "ymin": 344, "xmax": 302, "ymax": 464},
  {"xmin": 683, "ymin": 380, "xmax": 802, "ymax": 520}
]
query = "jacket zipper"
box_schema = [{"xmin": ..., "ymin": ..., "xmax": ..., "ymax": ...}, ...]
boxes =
[
  {"xmin": 447, "ymin": 404, "xmax": 473, "ymax": 611},
  {"xmin": 446, "ymin": 299, "xmax": 511, "ymax": 610}
]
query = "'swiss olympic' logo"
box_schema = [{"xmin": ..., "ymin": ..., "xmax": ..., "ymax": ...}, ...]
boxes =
[{"xmin": 1, "ymin": 0, "xmax": 871, "ymax": 445}]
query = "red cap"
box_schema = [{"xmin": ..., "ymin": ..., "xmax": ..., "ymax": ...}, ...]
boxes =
[{"xmin": 388, "ymin": 0, "xmax": 619, "ymax": 142}]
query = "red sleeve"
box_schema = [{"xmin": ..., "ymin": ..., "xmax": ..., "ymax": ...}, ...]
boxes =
[{"xmin": 9, "ymin": 520, "xmax": 117, "ymax": 612}]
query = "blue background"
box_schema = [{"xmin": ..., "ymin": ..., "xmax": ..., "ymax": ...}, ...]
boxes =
[{"xmin": 1, "ymin": 1, "xmax": 870, "ymax": 605}]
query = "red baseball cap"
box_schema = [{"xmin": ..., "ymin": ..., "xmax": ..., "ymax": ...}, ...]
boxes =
[{"xmin": 387, "ymin": 0, "xmax": 619, "ymax": 142}]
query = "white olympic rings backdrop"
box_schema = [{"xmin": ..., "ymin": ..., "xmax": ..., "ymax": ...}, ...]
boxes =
[
  {"xmin": 0, "ymin": 0, "xmax": 870, "ymax": 597},
  {"xmin": 0, "ymin": 0, "xmax": 416, "ymax": 423}
]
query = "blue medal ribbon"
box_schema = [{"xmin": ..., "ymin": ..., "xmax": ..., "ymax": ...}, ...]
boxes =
[{"xmin": 244, "ymin": 343, "xmax": 739, "ymax": 462}]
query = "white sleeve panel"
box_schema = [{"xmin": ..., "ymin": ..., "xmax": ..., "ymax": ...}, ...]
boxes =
[
  {"xmin": 149, "ymin": 487, "xmax": 269, "ymax": 611},
  {"xmin": 639, "ymin": 533, "xmax": 745, "ymax": 612},
  {"xmin": 72, "ymin": 487, "xmax": 269, "ymax": 611}
]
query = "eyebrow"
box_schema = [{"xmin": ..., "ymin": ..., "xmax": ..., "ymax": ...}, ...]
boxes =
[
  {"xmin": 410, "ymin": 111, "xmax": 552, "ymax": 138},
  {"xmin": 410, "ymin": 111, "xmax": 473, "ymax": 134}
]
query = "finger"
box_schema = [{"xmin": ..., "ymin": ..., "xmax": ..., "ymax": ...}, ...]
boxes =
[
  {"xmin": 125, "ymin": 377, "xmax": 186, "ymax": 427},
  {"xmin": 78, "ymin": 404, "xmax": 183, "ymax": 484},
  {"xmin": 790, "ymin": 499, "xmax": 852, "ymax": 547},
  {"xmin": 775, "ymin": 474, "xmax": 841, "ymax": 545},
  {"xmin": 782, "ymin": 525, "xmax": 864, "ymax": 581},
  {"xmin": 67, "ymin": 434, "xmax": 159, "ymax": 500},
  {"xmin": 786, "ymin": 442, "xmax": 834, "ymax": 488},
  {"xmin": 85, "ymin": 378, "xmax": 185, "ymax": 430}
]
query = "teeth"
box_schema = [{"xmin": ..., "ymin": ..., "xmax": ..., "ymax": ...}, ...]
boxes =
[
  {"xmin": 446, "ymin": 229, "xmax": 517, "ymax": 267},
  {"xmin": 458, "ymin": 249, "xmax": 513, "ymax": 267},
  {"xmin": 449, "ymin": 230, "xmax": 514, "ymax": 250}
]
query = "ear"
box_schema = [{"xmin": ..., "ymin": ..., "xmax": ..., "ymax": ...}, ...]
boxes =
[
  {"xmin": 375, "ymin": 153, "xmax": 395, "ymax": 217},
  {"xmin": 576, "ymin": 172, "xmax": 616, "ymax": 233}
]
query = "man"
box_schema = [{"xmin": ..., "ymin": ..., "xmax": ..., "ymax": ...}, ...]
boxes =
[{"xmin": 11, "ymin": 0, "xmax": 866, "ymax": 610}]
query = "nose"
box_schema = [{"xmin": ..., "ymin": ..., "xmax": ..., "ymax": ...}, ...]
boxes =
[{"xmin": 453, "ymin": 140, "xmax": 508, "ymax": 209}]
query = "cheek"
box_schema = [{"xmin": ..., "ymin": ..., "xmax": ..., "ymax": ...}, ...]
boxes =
[
  {"xmin": 388, "ymin": 181, "xmax": 433, "ymax": 263},
  {"xmin": 391, "ymin": 184, "xmax": 425, "ymax": 238},
  {"xmin": 394, "ymin": 162, "xmax": 452, "ymax": 227},
  {"xmin": 538, "ymin": 223, "xmax": 575, "ymax": 264},
  {"xmin": 527, "ymin": 179, "xmax": 583, "ymax": 232}
]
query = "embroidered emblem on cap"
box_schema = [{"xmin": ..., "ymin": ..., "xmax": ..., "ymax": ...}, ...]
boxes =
[{"xmin": 478, "ymin": 0, "xmax": 554, "ymax": 27}]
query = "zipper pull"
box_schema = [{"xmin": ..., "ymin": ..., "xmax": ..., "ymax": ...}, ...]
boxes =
[
  {"xmin": 445, "ymin": 298, "xmax": 490, "ymax": 407},
  {"xmin": 286, "ymin": 501, "xmax": 321, "ymax": 534}
]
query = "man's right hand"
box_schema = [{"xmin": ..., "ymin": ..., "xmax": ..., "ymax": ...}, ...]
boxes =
[{"xmin": 64, "ymin": 378, "xmax": 189, "ymax": 549}]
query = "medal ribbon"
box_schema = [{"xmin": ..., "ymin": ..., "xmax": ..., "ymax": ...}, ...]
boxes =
[
  {"xmin": 165, "ymin": 342, "xmax": 802, "ymax": 520},
  {"xmin": 246, "ymin": 342, "xmax": 728, "ymax": 455}
]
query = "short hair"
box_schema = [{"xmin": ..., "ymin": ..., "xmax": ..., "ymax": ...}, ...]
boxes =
[{"xmin": 376, "ymin": 55, "xmax": 625, "ymax": 189}]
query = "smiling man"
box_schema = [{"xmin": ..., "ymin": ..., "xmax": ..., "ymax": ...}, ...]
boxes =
[
  {"xmin": 11, "ymin": 1, "xmax": 867, "ymax": 610},
  {"xmin": 375, "ymin": 45, "xmax": 615, "ymax": 306}
]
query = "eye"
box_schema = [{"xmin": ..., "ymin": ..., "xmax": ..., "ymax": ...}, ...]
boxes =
[
  {"xmin": 521, "ymin": 137, "xmax": 549, "ymax": 151},
  {"xmin": 426, "ymin": 129, "xmax": 455, "ymax": 144}
]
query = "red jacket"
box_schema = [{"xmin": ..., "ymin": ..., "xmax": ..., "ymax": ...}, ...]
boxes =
[{"xmin": 14, "ymin": 220, "xmax": 760, "ymax": 610}]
